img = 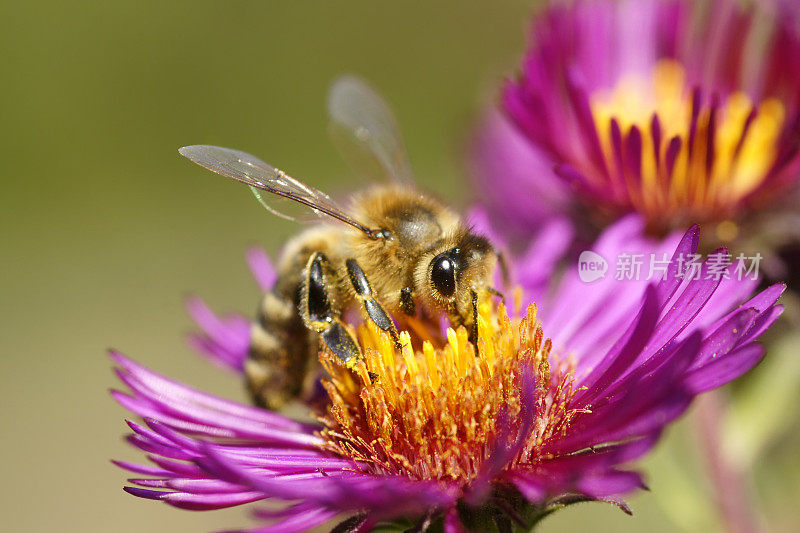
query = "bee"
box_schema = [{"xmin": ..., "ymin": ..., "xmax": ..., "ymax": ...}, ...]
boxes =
[{"xmin": 179, "ymin": 76, "xmax": 503, "ymax": 409}]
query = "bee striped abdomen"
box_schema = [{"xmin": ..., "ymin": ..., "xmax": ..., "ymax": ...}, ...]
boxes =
[{"xmin": 245, "ymin": 289, "xmax": 312, "ymax": 409}]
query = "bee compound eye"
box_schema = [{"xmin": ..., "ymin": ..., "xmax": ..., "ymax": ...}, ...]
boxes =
[{"xmin": 431, "ymin": 252, "xmax": 457, "ymax": 298}]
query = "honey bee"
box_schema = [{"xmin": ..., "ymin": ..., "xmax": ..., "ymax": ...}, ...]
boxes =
[{"xmin": 179, "ymin": 76, "xmax": 503, "ymax": 409}]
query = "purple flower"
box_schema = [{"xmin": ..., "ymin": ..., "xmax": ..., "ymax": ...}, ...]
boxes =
[
  {"xmin": 497, "ymin": 0, "xmax": 800, "ymax": 240},
  {"xmin": 112, "ymin": 218, "xmax": 783, "ymax": 531}
]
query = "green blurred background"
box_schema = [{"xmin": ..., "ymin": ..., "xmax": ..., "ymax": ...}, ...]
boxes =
[{"xmin": 2, "ymin": 1, "xmax": 797, "ymax": 531}]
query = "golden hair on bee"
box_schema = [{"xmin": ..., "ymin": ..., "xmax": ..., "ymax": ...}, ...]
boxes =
[{"xmin": 178, "ymin": 77, "xmax": 502, "ymax": 409}]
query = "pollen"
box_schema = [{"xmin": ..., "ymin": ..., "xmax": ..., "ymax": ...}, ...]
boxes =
[
  {"xmin": 589, "ymin": 59, "xmax": 785, "ymax": 235},
  {"xmin": 317, "ymin": 299, "xmax": 583, "ymax": 483}
]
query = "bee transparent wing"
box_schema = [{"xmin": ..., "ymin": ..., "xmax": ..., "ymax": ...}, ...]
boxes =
[
  {"xmin": 179, "ymin": 145, "xmax": 379, "ymax": 236},
  {"xmin": 327, "ymin": 75, "xmax": 415, "ymax": 185}
]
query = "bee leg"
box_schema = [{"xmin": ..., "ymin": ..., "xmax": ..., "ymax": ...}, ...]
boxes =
[
  {"xmin": 319, "ymin": 319, "xmax": 362, "ymax": 368},
  {"xmin": 469, "ymin": 289, "xmax": 479, "ymax": 345},
  {"xmin": 487, "ymin": 286, "xmax": 505, "ymax": 302},
  {"xmin": 399, "ymin": 286, "xmax": 416, "ymax": 316},
  {"xmin": 497, "ymin": 249, "xmax": 511, "ymax": 288},
  {"xmin": 345, "ymin": 258, "xmax": 402, "ymax": 348},
  {"xmin": 301, "ymin": 252, "xmax": 361, "ymax": 367}
]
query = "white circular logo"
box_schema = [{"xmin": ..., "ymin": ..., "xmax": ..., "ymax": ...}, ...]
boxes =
[{"xmin": 578, "ymin": 251, "xmax": 608, "ymax": 283}]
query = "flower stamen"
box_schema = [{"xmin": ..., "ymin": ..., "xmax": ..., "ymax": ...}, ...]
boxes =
[
  {"xmin": 318, "ymin": 299, "xmax": 581, "ymax": 483},
  {"xmin": 589, "ymin": 59, "xmax": 786, "ymax": 233}
]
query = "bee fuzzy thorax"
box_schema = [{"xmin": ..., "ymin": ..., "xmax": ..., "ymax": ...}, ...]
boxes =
[{"xmin": 347, "ymin": 187, "xmax": 461, "ymax": 293}]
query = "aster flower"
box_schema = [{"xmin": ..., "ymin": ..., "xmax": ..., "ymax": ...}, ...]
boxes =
[
  {"xmin": 111, "ymin": 218, "xmax": 783, "ymax": 531},
  {"xmin": 498, "ymin": 0, "xmax": 800, "ymax": 243}
]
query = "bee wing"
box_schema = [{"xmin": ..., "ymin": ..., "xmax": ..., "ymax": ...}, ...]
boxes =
[
  {"xmin": 327, "ymin": 75, "xmax": 415, "ymax": 185},
  {"xmin": 179, "ymin": 145, "xmax": 379, "ymax": 236}
]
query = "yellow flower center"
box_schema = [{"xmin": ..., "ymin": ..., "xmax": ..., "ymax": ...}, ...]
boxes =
[
  {"xmin": 317, "ymin": 298, "xmax": 584, "ymax": 483},
  {"xmin": 590, "ymin": 59, "xmax": 785, "ymax": 236}
]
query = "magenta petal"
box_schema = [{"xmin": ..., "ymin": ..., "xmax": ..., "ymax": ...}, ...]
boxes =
[
  {"xmin": 147, "ymin": 455, "xmax": 206, "ymax": 477},
  {"xmin": 576, "ymin": 469, "xmax": 647, "ymax": 499},
  {"xmin": 123, "ymin": 486, "xmax": 168, "ymax": 501},
  {"xmin": 111, "ymin": 351, "xmax": 319, "ymax": 435},
  {"xmin": 160, "ymin": 490, "xmax": 265, "ymax": 511},
  {"xmin": 197, "ymin": 443, "xmax": 456, "ymax": 517},
  {"xmin": 185, "ymin": 296, "xmax": 251, "ymax": 373},
  {"xmin": 508, "ymin": 473, "xmax": 547, "ymax": 503},
  {"xmin": 123, "ymin": 485, "xmax": 264, "ymax": 510},
  {"xmin": 736, "ymin": 283, "xmax": 786, "ymax": 314},
  {"xmin": 690, "ymin": 308, "xmax": 758, "ymax": 370},
  {"xmin": 575, "ymin": 285, "xmax": 661, "ymax": 405},
  {"xmin": 112, "ymin": 460, "xmax": 173, "ymax": 477},
  {"xmin": 246, "ymin": 246, "xmax": 277, "ymax": 292},
  {"xmin": 234, "ymin": 505, "xmax": 339, "ymax": 533},
  {"xmin": 684, "ymin": 344, "xmax": 766, "ymax": 393},
  {"xmin": 165, "ymin": 477, "xmax": 245, "ymax": 494},
  {"xmin": 515, "ymin": 217, "xmax": 575, "ymax": 304},
  {"xmin": 739, "ymin": 305, "xmax": 784, "ymax": 346},
  {"xmin": 654, "ymin": 225, "xmax": 700, "ymax": 303}
]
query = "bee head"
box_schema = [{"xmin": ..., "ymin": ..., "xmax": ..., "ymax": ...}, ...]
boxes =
[{"xmin": 421, "ymin": 232, "xmax": 497, "ymax": 310}]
